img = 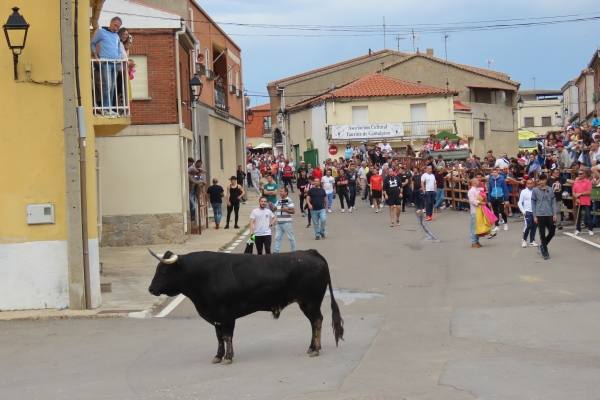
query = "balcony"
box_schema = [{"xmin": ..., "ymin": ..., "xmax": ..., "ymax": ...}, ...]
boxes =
[
  {"xmin": 402, "ymin": 120, "xmax": 457, "ymax": 138},
  {"xmin": 91, "ymin": 59, "xmax": 131, "ymax": 133},
  {"xmin": 214, "ymin": 83, "xmax": 229, "ymax": 117}
]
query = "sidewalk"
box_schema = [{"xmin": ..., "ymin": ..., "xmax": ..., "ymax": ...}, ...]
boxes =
[{"xmin": 0, "ymin": 193, "xmax": 259, "ymax": 321}]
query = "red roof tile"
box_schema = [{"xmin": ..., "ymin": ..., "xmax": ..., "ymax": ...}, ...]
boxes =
[
  {"xmin": 248, "ymin": 103, "xmax": 271, "ymax": 112},
  {"xmin": 453, "ymin": 100, "xmax": 471, "ymax": 111},
  {"xmin": 329, "ymin": 73, "xmax": 453, "ymax": 98}
]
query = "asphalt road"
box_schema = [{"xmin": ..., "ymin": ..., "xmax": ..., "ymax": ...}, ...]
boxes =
[{"xmin": 2, "ymin": 200, "xmax": 600, "ymax": 400}]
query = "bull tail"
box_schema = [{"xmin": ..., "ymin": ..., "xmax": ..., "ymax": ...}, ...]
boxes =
[
  {"xmin": 328, "ymin": 277, "xmax": 344, "ymax": 346},
  {"xmin": 310, "ymin": 250, "xmax": 344, "ymax": 346}
]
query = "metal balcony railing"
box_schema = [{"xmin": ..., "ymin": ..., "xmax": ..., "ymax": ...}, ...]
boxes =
[
  {"xmin": 91, "ymin": 59, "xmax": 130, "ymax": 117},
  {"xmin": 402, "ymin": 120, "xmax": 456, "ymax": 138}
]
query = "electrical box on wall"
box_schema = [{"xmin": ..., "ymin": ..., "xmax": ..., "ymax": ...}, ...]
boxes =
[{"xmin": 27, "ymin": 204, "xmax": 55, "ymax": 225}]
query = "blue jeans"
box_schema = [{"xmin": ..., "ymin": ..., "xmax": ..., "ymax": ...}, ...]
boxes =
[
  {"xmin": 274, "ymin": 222, "xmax": 296, "ymax": 253},
  {"xmin": 424, "ymin": 191, "xmax": 436, "ymax": 217},
  {"xmin": 211, "ymin": 202, "xmax": 222, "ymax": 225},
  {"xmin": 310, "ymin": 209, "xmax": 327, "ymax": 238},
  {"xmin": 470, "ymin": 213, "xmax": 478, "ymax": 244},
  {"xmin": 434, "ymin": 188, "xmax": 445, "ymax": 209},
  {"xmin": 100, "ymin": 62, "xmax": 116, "ymax": 110},
  {"xmin": 523, "ymin": 211, "xmax": 537, "ymax": 242},
  {"xmin": 326, "ymin": 192, "xmax": 334, "ymax": 210}
]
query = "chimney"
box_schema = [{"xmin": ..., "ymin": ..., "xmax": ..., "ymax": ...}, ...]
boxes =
[{"xmin": 426, "ymin": 48, "xmax": 434, "ymax": 57}]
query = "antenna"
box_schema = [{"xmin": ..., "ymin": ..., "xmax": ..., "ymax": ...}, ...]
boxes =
[
  {"xmin": 396, "ymin": 35, "xmax": 401, "ymax": 52},
  {"xmin": 444, "ymin": 34, "xmax": 450, "ymax": 95},
  {"xmin": 532, "ymin": 76, "xmax": 536, "ymax": 89},
  {"xmin": 383, "ymin": 16, "xmax": 386, "ymax": 49},
  {"xmin": 411, "ymin": 29, "xmax": 416, "ymax": 52},
  {"xmin": 485, "ymin": 58, "xmax": 494, "ymax": 69}
]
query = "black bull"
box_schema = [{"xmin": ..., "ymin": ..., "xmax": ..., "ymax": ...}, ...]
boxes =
[{"xmin": 148, "ymin": 249, "xmax": 344, "ymax": 364}]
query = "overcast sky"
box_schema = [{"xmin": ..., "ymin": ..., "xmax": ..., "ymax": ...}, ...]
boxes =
[{"xmin": 199, "ymin": 0, "xmax": 600, "ymax": 106}]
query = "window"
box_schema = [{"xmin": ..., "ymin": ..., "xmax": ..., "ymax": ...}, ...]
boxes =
[
  {"xmin": 478, "ymin": 121, "xmax": 485, "ymax": 140},
  {"xmin": 472, "ymin": 88, "xmax": 492, "ymax": 104},
  {"xmin": 263, "ymin": 116, "xmax": 271, "ymax": 133},
  {"xmin": 352, "ymin": 106, "xmax": 368, "ymax": 124},
  {"xmin": 219, "ymin": 139, "xmax": 224, "ymax": 170},
  {"xmin": 541, "ymin": 116, "xmax": 552, "ymax": 126},
  {"xmin": 129, "ymin": 55, "xmax": 149, "ymax": 100},
  {"xmin": 495, "ymin": 90, "xmax": 506, "ymax": 105},
  {"xmin": 524, "ymin": 117, "xmax": 534, "ymax": 127}
]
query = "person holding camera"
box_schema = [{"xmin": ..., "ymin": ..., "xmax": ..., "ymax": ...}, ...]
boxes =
[{"xmin": 273, "ymin": 188, "xmax": 297, "ymax": 253}]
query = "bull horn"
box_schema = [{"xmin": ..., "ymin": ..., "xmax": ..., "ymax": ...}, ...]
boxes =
[{"xmin": 148, "ymin": 249, "xmax": 179, "ymax": 264}]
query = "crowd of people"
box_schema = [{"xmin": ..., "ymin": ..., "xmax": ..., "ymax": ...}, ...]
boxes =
[{"xmin": 202, "ymin": 123, "xmax": 600, "ymax": 260}]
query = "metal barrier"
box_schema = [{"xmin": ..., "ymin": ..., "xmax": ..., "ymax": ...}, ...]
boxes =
[{"xmin": 91, "ymin": 59, "xmax": 130, "ymax": 117}]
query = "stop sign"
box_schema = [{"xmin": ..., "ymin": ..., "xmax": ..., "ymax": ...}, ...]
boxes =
[{"xmin": 328, "ymin": 144, "xmax": 338, "ymax": 156}]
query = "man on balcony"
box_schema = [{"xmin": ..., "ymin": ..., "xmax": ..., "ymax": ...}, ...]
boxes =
[{"xmin": 91, "ymin": 16, "xmax": 126, "ymax": 116}]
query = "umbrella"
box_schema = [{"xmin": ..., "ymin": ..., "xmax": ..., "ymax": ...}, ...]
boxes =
[
  {"xmin": 435, "ymin": 130, "xmax": 460, "ymax": 140},
  {"xmin": 253, "ymin": 143, "xmax": 272, "ymax": 149},
  {"xmin": 518, "ymin": 130, "xmax": 539, "ymax": 149}
]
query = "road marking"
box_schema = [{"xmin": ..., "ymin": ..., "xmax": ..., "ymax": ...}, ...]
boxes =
[
  {"xmin": 519, "ymin": 275, "xmax": 543, "ymax": 283},
  {"xmin": 155, "ymin": 294, "xmax": 185, "ymax": 318},
  {"xmin": 564, "ymin": 232, "xmax": 600, "ymax": 249},
  {"xmin": 233, "ymin": 240, "xmax": 242, "ymax": 245}
]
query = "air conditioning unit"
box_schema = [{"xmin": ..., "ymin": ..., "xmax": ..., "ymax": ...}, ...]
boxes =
[
  {"xmin": 236, "ymin": 88, "xmax": 242, "ymax": 98},
  {"xmin": 205, "ymin": 69, "xmax": 215, "ymax": 80},
  {"xmin": 229, "ymin": 85, "xmax": 237, "ymax": 94}
]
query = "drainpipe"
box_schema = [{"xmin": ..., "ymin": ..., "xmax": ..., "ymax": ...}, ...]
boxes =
[{"xmin": 175, "ymin": 25, "xmax": 187, "ymax": 233}]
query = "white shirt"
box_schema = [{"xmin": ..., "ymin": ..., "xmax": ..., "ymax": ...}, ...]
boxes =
[
  {"xmin": 379, "ymin": 143, "xmax": 392, "ymax": 154},
  {"xmin": 250, "ymin": 207, "xmax": 274, "ymax": 236},
  {"xmin": 495, "ymin": 158, "xmax": 509, "ymax": 169},
  {"xmin": 468, "ymin": 187, "xmax": 481, "ymax": 214},
  {"xmin": 421, "ymin": 173, "xmax": 436, "ymax": 192},
  {"xmin": 321, "ymin": 176, "xmax": 335, "ymax": 194},
  {"xmin": 518, "ymin": 188, "xmax": 533, "ymax": 214}
]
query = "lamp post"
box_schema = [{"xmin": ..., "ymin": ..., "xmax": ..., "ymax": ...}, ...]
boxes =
[{"xmin": 3, "ymin": 7, "xmax": 30, "ymax": 80}]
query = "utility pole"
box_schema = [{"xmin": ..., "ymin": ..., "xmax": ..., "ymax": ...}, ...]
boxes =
[
  {"xmin": 396, "ymin": 35, "xmax": 402, "ymax": 52},
  {"xmin": 444, "ymin": 34, "xmax": 450, "ymax": 93},
  {"xmin": 532, "ymin": 76, "xmax": 536, "ymax": 89},
  {"xmin": 61, "ymin": 0, "xmax": 87, "ymax": 309},
  {"xmin": 411, "ymin": 29, "xmax": 417, "ymax": 52},
  {"xmin": 383, "ymin": 16, "xmax": 386, "ymax": 49}
]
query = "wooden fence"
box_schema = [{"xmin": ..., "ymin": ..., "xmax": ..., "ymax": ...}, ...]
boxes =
[{"xmin": 190, "ymin": 183, "xmax": 209, "ymax": 234}]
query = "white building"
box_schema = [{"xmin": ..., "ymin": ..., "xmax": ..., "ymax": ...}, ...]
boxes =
[{"xmin": 517, "ymin": 90, "xmax": 563, "ymax": 135}]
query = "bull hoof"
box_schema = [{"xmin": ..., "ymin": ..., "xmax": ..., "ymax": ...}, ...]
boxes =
[
  {"xmin": 308, "ymin": 350, "xmax": 320, "ymax": 357},
  {"xmin": 222, "ymin": 358, "xmax": 233, "ymax": 365},
  {"xmin": 211, "ymin": 357, "xmax": 222, "ymax": 364}
]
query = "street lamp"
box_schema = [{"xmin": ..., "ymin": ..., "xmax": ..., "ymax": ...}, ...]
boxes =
[
  {"xmin": 189, "ymin": 73, "xmax": 203, "ymax": 103},
  {"xmin": 3, "ymin": 7, "xmax": 29, "ymax": 80},
  {"xmin": 517, "ymin": 96, "xmax": 524, "ymax": 109}
]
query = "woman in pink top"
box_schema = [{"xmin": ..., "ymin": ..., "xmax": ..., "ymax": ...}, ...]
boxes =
[{"xmin": 572, "ymin": 169, "xmax": 594, "ymax": 236}]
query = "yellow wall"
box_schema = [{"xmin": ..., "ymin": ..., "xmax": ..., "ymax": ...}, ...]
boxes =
[
  {"xmin": 325, "ymin": 96, "xmax": 454, "ymax": 125},
  {"xmin": 209, "ymin": 116, "xmax": 238, "ymax": 186},
  {"xmin": 289, "ymin": 107, "xmax": 314, "ymax": 156},
  {"xmin": 0, "ymin": 0, "xmax": 97, "ymax": 243},
  {"xmin": 97, "ymin": 134, "xmax": 183, "ymax": 216}
]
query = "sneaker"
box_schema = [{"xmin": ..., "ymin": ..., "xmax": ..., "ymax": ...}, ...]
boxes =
[
  {"xmin": 440, "ymin": 205, "xmax": 446, "ymax": 210},
  {"xmin": 234, "ymin": 225, "xmax": 240, "ymax": 229},
  {"xmin": 529, "ymin": 241, "xmax": 538, "ymax": 247},
  {"xmin": 320, "ymin": 233, "xmax": 326, "ymax": 239},
  {"xmin": 589, "ymin": 230, "xmax": 595, "ymax": 236},
  {"xmin": 492, "ymin": 226, "xmax": 499, "ymax": 233},
  {"xmin": 315, "ymin": 236, "xmax": 320, "ymax": 240},
  {"xmin": 371, "ymin": 204, "xmax": 375, "ymax": 209},
  {"xmin": 327, "ymin": 209, "xmax": 332, "ymax": 213},
  {"xmin": 471, "ymin": 243, "xmax": 482, "ymax": 248},
  {"xmin": 375, "ymin": 208, "xmax": 380, "ymax": 213},
  {"xmin": 521, "ymin": 240, "xmax": 527, "ymax": 248},
  {"xmin": 341, "ymin": 209, "xmax": 345, "ymax": 213},
  {"xmin": 487, "ymin": 231, "xmax": 497, "ymax": 239},
  {"xmin": 503, "ymin": 224, "xmax": 508, "ymax": 231},
  {"xmin": 574, "ymin": 230, "xmax": 581, "ymax": 235},
  {"xmin": 349, "ymin": 207, "xmax": 353, "ymax": 213},
  {"xmin": 425, "ymin": 216, "xmax": 432, "ymax": 221}
]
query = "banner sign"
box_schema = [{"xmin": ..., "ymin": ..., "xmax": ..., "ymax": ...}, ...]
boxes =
[{"xmin": 330, "ymin": 123, "xmax": 404, "ymax": 140}]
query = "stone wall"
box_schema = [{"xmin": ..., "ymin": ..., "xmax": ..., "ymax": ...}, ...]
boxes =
[{"xmin": 101, "ymin": 213, "xmax": 185, "ymax": 247}]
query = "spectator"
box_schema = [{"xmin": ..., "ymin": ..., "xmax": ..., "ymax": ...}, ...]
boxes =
[
  {"xmin": 249, "ymin": 197, "xmax": 275, "ymax": 255},
  {"xmin": 572, "ymin": 169, "xmax": 594, "ymax": 236},
  {"xmin": 206, "ymin": 179, "xmax": 224, "ymax": 229},
  {"xmin": 273, "ymin": 188, "xmax": 296, "ymax": 253},
  {"xmin": 91, "ymin": 16, "xmax": 126, "ymax": 115}
]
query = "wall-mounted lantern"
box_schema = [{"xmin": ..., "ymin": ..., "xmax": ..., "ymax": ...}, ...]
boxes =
[
  {"xmin": 189, "ymin": 73, "xmax": 203, "ymax": 103},
  {"xmin": 3, "ymin": 7, "xmax": 30, "ymax": 80}
]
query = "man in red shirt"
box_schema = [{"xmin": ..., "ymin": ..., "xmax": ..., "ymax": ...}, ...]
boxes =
[
  {"xmin": 311, "ymin": 165, "xmax": 323, "ymax": 180},
  {"xmin": 572, "ymin": 169, "xmax": 594, "ymax": 236},
  {"xmin": 282, "ymin": 160, "xmax": 295, "ymax": 193},
  {"xmin": 370, "ymin": 170, "xmax": 384, "ymax": 213}
]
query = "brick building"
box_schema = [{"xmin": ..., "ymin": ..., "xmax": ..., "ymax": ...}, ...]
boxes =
[
  {"xmin": 96, "ymin": 1, "xmax": 198, "ymax": 246},
  {"xmin": 245, "ymin": 103, "xmax": 272, "ymax": 149}
]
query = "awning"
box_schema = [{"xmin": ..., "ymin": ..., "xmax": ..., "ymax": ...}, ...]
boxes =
[
  {"xmin": 518, "ymin": 130, "xmax": 539, "ymax": 149},
  {"xmin": 253, "ymin": 143, "xmax": 272, "ymax": 149},
  {"xmin": 453, "ymin": 100, "xmax": 471, "ymax": 112}
]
